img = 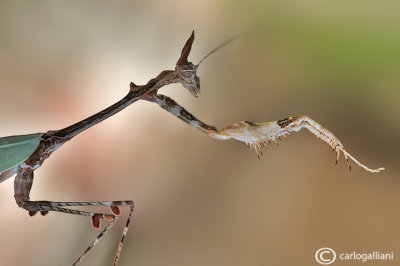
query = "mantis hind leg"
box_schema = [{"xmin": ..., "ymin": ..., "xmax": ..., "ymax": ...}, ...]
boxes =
[{"xmin": 14, "ymin": 168, "xmax": 134, "ymax": 265}]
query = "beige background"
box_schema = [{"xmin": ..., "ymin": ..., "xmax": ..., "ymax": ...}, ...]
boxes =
[{"xmin": 0, "ymin": 1, "xmax": 399, "ymax": 266}]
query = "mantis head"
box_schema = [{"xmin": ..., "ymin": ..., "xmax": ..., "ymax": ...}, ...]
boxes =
[
  {"xmin": 175, "ymin": 31, "xmax": 201, "ymax": 97},
  {"xmin": 175, "ymin": 27, "xmax": 260, "ymax": 98},
  {"xmin": 175, "ymin": 62, "xmax": 200, "ymax": 97}
]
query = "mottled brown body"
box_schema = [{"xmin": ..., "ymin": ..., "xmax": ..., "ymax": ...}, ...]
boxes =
[{"xmin": 2, "ymin": 30, "xmax": 384, "ymax": 266}]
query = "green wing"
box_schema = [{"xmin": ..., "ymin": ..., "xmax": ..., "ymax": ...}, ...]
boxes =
[{"xmin": 0, "ymin": 133, "xmax": 42, "ymax": 174}]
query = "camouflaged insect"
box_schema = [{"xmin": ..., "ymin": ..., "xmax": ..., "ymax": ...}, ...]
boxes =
[{"xmin": 0, "ymin": 29, "xmax": 384, "ymax": 266}]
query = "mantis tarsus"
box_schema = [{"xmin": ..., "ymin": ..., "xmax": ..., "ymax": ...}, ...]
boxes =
[{"xmin": 0, "ymin": 30, "xmax": 384, "ymax": 265}]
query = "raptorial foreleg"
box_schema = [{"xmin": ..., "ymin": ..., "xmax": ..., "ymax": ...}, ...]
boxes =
[
  {"xmin": 217, "ymin": 115, "xmax": 385, "ymax": 173},
  {"xmin": 146, "ymin": 94, "xmax": 384, "ymax": 173}
]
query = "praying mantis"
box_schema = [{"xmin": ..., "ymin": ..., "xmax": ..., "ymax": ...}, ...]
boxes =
[{"xmin": 0, "ymin": 30, "xmax": 385, "ymax": 265}]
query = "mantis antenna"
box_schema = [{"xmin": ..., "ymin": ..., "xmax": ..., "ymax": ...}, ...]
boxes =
[
  {"xmin": 196, "ymin": 25, "xmax": 261, "ymax": 68},
  {"xmin": 0, "ymin": 29, "xmax": 384, "ymax": 266}
]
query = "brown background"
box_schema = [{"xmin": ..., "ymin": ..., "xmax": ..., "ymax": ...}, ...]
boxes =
[{"xmin": 0, "ymin": 1, "xmax": 399, "ymax": 266}]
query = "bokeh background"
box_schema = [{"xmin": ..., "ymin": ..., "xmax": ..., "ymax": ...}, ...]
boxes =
[{"xmin": 0, "ymin": 1, "xmax": 399, "ymax": 266}]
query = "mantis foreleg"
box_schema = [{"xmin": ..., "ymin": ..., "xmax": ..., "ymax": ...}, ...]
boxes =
[{"xmin": 147, "ymin": 94, "xmax": 384, "ymax": 173}]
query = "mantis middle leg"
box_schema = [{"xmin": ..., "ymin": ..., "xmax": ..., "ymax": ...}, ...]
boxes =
[{"xmin": 13, "ymin": 167, "xmax": 134, "ymax": 265}]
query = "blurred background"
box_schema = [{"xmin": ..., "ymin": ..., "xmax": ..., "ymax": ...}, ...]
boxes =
[{"xmin": 0, "ymin": 1, "xmax": 399, "ymax": 265}]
